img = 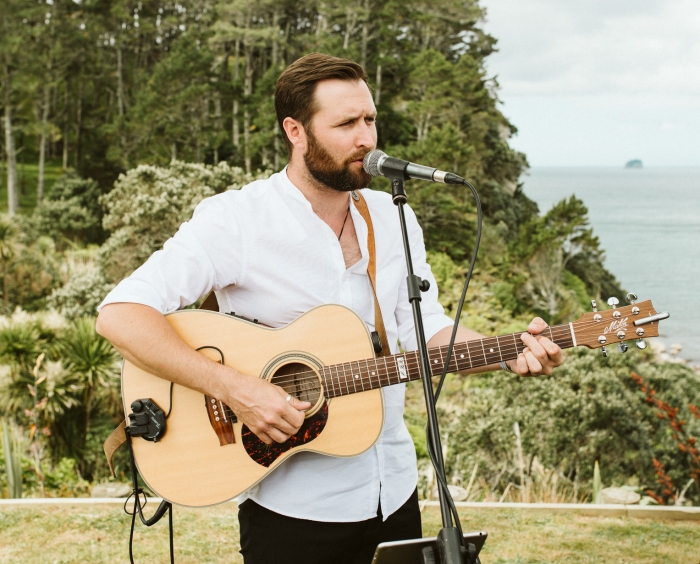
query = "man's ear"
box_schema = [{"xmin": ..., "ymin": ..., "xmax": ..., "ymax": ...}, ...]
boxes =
[{"xmin": 282, "ymin": 117, "xmax": 307, "ymax": 154}]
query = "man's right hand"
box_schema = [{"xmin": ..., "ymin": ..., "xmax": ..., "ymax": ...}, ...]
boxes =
[
  {"xmin": 96, "ymin": 303, "xmax": 310, "ymax": 446},
  {"xmin": 222, "ymin": 368, "xmax": 311, "ymax": 445}
]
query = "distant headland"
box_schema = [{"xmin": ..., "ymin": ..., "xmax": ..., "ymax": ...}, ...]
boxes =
[{"xmin": 625, "ymin": 159, "xmax": 643, "ymax": 169}]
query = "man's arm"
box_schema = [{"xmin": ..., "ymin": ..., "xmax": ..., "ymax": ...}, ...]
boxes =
[
  {"xmin": 427, "ymin": 317, "xmax": 563, "ymax": 376},
  {"xmin": 96, "ymin": 303, "xmax": 311, "ymax": 444}
]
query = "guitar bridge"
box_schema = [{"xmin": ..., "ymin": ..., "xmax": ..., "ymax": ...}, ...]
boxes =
[{"xmin": 204, "ymin": 395, "xmax": 236, "ymax": 446}]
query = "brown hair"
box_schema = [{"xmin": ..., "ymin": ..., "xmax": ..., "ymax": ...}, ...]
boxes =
[{"xmin": 275, "ymin": 53, "xmax": 369, "ymax": 154}]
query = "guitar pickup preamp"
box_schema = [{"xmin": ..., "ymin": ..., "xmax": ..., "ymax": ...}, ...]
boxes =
[{"xmin": 127, "ymin": 399, "xmax": 166, "ymax": 442}]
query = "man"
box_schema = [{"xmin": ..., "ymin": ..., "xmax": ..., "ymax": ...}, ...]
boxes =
[{"xmin": 96, "ymin": 53, "xmax": 562, "ymax": 564}]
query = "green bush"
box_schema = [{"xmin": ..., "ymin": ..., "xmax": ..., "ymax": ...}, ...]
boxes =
[{"xmin": 446, "ymin": 348, "xmax": 700, "ymax": 503}]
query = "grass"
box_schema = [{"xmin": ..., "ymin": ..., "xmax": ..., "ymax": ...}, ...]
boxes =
[
  {"xmin": 0, "ymin": 158, "xmax": 64, "ymax": 215},
  {"xmin": 0, "ymin": 504, "xmax": 698, "ymax": 563}
]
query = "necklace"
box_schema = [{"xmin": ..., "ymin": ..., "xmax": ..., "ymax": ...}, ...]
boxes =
[{"xmin": 337, "ymin": 206, "xmax": 351, "ymax": 241}]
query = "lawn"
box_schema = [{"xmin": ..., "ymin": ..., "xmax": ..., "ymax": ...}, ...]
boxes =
[{"xmin": 0, "ymin": 503, "xmax": 698, "ymax": 563}]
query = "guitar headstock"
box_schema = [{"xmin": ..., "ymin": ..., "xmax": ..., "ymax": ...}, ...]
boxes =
[{"xmin": 571, "ymin": 294, "xmax": 669, "ymax": 355}]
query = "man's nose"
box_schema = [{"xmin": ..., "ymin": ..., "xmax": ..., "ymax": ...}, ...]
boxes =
[{"xmin": 355, "ymin": 122, "xmax": 376, "ymax": 148}]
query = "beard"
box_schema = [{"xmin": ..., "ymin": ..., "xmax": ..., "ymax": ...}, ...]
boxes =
[{"xmin": 304, "ymin": 130, "xmax": 373, "ymax": 193}]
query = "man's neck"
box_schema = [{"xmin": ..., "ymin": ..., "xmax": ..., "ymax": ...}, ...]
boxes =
[{"xmin": 287, "ymin": 159, "xmax": 350, "ymax": 221}]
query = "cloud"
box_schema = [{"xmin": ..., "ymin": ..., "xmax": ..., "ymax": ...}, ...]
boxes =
[{"xmin": 481, "ymin": 0, "xmax": 700, "ymax": 96}]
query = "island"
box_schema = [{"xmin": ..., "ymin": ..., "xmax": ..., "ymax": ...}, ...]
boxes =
[{"xmin": 625, "ymin": 159, "xmax": 643, "ymax": 169}]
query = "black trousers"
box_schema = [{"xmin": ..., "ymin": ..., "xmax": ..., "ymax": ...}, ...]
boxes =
[{"xmin": 238, "ymin": 489, "xmax": 422, "ymax": 564}]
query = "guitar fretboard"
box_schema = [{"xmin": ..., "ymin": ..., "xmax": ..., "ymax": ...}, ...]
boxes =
[{"xmin": 320, "ymin": 324, "xmax": 575, "ymax": 398}]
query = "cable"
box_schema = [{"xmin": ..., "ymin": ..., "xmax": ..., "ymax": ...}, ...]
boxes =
[
  {"xmin": 435, "ymin": 179, "xmax": 482, "ymax": 402},
  {"xmin": 123, "ymin": 428, "xmax": 175, "ymax": 563}
]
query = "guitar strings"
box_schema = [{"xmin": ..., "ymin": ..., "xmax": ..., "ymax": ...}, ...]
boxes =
[
  {"xmin": 262, "ymin": 327, "xmax": 579, "ymax": 393},
  {"xmin": 210, "ymin": 317, "xmax": 649, "ymax": 401},
  {"xmin": 264, "ymin": 325, "xmax": 576, "ymax": 391}
]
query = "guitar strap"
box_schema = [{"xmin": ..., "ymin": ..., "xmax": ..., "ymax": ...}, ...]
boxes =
[
  {"xmin": 351, "ymin": 190, "xmax": 391, "ymax": 357},
  {"xmin": 104, "ymin": 189, "xmax": 390, "ymax": 475}
]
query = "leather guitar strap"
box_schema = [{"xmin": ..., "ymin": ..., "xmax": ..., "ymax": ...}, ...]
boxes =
[
  {"xmin": 351, "ymin": 190, "xmax": 391, "ymax": 357},
  {"xmin": 104, "ymin": 190, "xmax": 390, "ymax": 475}
]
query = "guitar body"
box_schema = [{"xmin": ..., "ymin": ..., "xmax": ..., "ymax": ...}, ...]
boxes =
[{"xmin": 121, "ymin": 304, "xmax": 383, "ymax": 507}]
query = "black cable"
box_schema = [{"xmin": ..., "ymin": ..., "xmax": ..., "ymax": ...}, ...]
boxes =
[
  {"xmin": 124, "ymin": 428, "xmax": 175, "ymax": 563},
  {"xmin": 435, "ymin": 179, "xmax": 483, "ymax": 402},
  {"xmin": 424, "ymin": 178, "xmax": 483, "ymax": 556}
]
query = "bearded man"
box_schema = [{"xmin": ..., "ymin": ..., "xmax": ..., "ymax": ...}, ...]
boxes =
[{"xmin": 96, "ymin": 53, "xmax": 563, "ymax": 564}]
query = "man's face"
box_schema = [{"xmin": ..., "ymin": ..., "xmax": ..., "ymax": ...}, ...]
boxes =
[{"xmin": 302, "ymin": 79, "xmax": 377, "ymax": 192}]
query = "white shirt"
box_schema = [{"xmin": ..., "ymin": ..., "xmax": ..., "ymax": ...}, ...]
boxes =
[{"xmin": 99, "ymin": 169, "xmax": 452, "ymax": 522}]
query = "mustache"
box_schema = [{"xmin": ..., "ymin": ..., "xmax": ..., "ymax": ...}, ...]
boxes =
[{"xmin": 344, "ymin": 149, "xmax": 373, "ymax": 165}]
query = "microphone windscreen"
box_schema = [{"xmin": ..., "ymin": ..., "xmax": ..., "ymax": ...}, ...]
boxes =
[{"xmin": 363, "ymin": 150, "xmax": 386, "ymax": 177}]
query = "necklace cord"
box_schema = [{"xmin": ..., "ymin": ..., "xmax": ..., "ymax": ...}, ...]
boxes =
[{"xmin": 337, "ymin": 205, "xmax": 351, "ymax": 240}]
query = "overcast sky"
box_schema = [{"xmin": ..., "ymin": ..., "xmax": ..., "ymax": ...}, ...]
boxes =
[{"xmin": 480, "ymin": 0, "xmax": 700, "ymax": 166}]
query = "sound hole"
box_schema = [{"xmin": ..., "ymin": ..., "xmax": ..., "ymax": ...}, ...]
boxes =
[{"xmin": 270, "ymin": 362, "xmax": 322, "ymax": 406}]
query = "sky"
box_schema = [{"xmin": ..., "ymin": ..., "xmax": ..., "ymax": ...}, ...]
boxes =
[{"xmin": 479, "ymin": 0, "xmax": 700, "ymax": 167}]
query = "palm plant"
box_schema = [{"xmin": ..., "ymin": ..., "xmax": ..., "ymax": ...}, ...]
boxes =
[{"xmin": 57, "ymin": 317, "xmax": 120, "ymax": 438}]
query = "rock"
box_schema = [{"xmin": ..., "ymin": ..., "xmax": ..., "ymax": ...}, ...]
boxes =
[
  {"xmin": 670, "ymin": 343, "xmax": 683, "ymax": 355},
  {"xmin": 91, "ymin": 482, "xmax": 132, "ymax": 498},
  {"xmin": 600, "ymin": 487, "xmax": 641, "ymax": 505},
  {"xmin": 447, "ymin": 485, "xmax": 469, "ymax": 501}
]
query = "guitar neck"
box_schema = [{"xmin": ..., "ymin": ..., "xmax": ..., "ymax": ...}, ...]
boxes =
[{"xmin": 321, "ymin": 323, "xmax": 575, "ymax": 398}]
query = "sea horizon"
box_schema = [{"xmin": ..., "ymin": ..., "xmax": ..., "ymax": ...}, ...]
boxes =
[{"xmin": 520, "ymin": 166, "xmax": 700, "ymax": 365}]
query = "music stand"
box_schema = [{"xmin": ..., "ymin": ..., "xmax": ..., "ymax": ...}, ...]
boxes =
[{"xmin": 371, "ymin": 531, "xmax": 487, "ymax": 564}]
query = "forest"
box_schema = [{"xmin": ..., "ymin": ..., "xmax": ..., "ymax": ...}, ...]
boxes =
[{"xmin": 1, "ymin": 0, "xmax": 699, "ymax": 506}]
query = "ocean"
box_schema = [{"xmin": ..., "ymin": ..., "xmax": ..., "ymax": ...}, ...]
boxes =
[{"xmin": 520, "ymin": 167, "xmax": 700, "ymax": 364}]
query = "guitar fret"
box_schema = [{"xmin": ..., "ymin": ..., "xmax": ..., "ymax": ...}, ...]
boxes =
[
  {"xmin": 465, "ymin": 341, "xmax": 473, "ymax": 369},
  {"xmin": 351, "ymin": 361, "xmax": 358, "ymax": 394},
  {"xmin": 332, "ymin": 364, "xmax": 341, "ymax": 397},
  {"xmin": 496, "ymin": 336, "xmax": 504, "ymax": 362},
  {"xmin": 382, "ymin": 356, "xmax": 390, "ymax": 389},
  {"xmin": 340, "ymin": 364, "xmax": 352, "ymax": 394},
  {"xmin": 357, "ymin": 360, "xmax": 366, "ymax": 389}
]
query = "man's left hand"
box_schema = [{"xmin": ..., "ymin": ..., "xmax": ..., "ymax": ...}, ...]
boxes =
[{"xmin": 509, "ymin": 317, "xmax": 564, "ymax": 376}]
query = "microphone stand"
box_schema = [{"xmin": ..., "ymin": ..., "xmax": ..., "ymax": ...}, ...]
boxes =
[{"xmin": 388, "ymin": 175, "xmax": 466, "ymax": 564}]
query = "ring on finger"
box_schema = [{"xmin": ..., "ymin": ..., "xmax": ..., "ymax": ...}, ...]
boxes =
[{"xmin": 285, "ymin": 394, "xmax": 292, "ymax": 402}]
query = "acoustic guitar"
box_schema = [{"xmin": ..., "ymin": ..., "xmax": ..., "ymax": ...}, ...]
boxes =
[{"xmin": 121, "ymin": 298, "xmax": 668, "ymax": 507}]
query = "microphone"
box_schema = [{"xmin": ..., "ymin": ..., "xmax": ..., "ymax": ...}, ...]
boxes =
[{"xmin": 363, "ymin": 150, "xmax": 465, "ymax": 185}]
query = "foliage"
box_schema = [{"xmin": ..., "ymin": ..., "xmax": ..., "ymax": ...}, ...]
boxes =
[
  {"xmin": 48, "ymin": 268, "xmax": 116, "ymax": 320},
  {"xmin": 99, "ymin": 161, "xmax": 270, "ymax": 282},
  {"xmin": 0, "ymin": 311, "xmax": 121, "ymax": 484},
  {"xmin": 28, "ymin": 174, "xmax": 107, "ymax": 248},
  {"xmin": 0, "ymin": 216, "xmax": 62, "ymax": 313},
  {"xmin": 630, "ymin": 371, "xmax": 700, "ymax": 503},
  {"xmin": 443, "ymin": 348, "xmax": 700, "ymax": 504}
]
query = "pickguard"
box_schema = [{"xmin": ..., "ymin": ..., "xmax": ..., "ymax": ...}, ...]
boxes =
[{"xmin": 242, "ymin": 402, "xmax": 329, "ymax": 467}]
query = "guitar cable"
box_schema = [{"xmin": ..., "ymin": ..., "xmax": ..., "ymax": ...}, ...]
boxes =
[
  {"xmin": 123, "ymin": 427, "xmax": 175, "ymax": 564},
  {"xmin": 424, "ymin": 178, "xmax": 483, "ymax": 562},
  {"xmin": 122, "ymin": 345, "xmax": 226, "ymax": 563}
]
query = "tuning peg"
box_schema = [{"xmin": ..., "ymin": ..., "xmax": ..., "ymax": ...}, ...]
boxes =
[
  {"xmin": 601, "ymin": 346, "xmax": 608, "ymax": 358},
  {"xmin": 626, "ymin": 293, "xmax": 638, "ymax": 304},
  {"xmin": 607, "ymin": 297, "xmax": 619, "ymax": 308},
  {"xmin": 618, "ymin": 342, "xmax": 628, "ymax": 353},
  {"xmin": 636, "ymin": 339, "xmax": 647, "ymax": 350},
  {"xmin": 591, "ymin": 300, "xmax": 598, "ymax": 312}
]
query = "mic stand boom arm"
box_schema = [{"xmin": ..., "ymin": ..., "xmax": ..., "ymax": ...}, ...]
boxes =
[{"xmin": 389, "ymin": 175, "xmax": 466, "ymax": 564}]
